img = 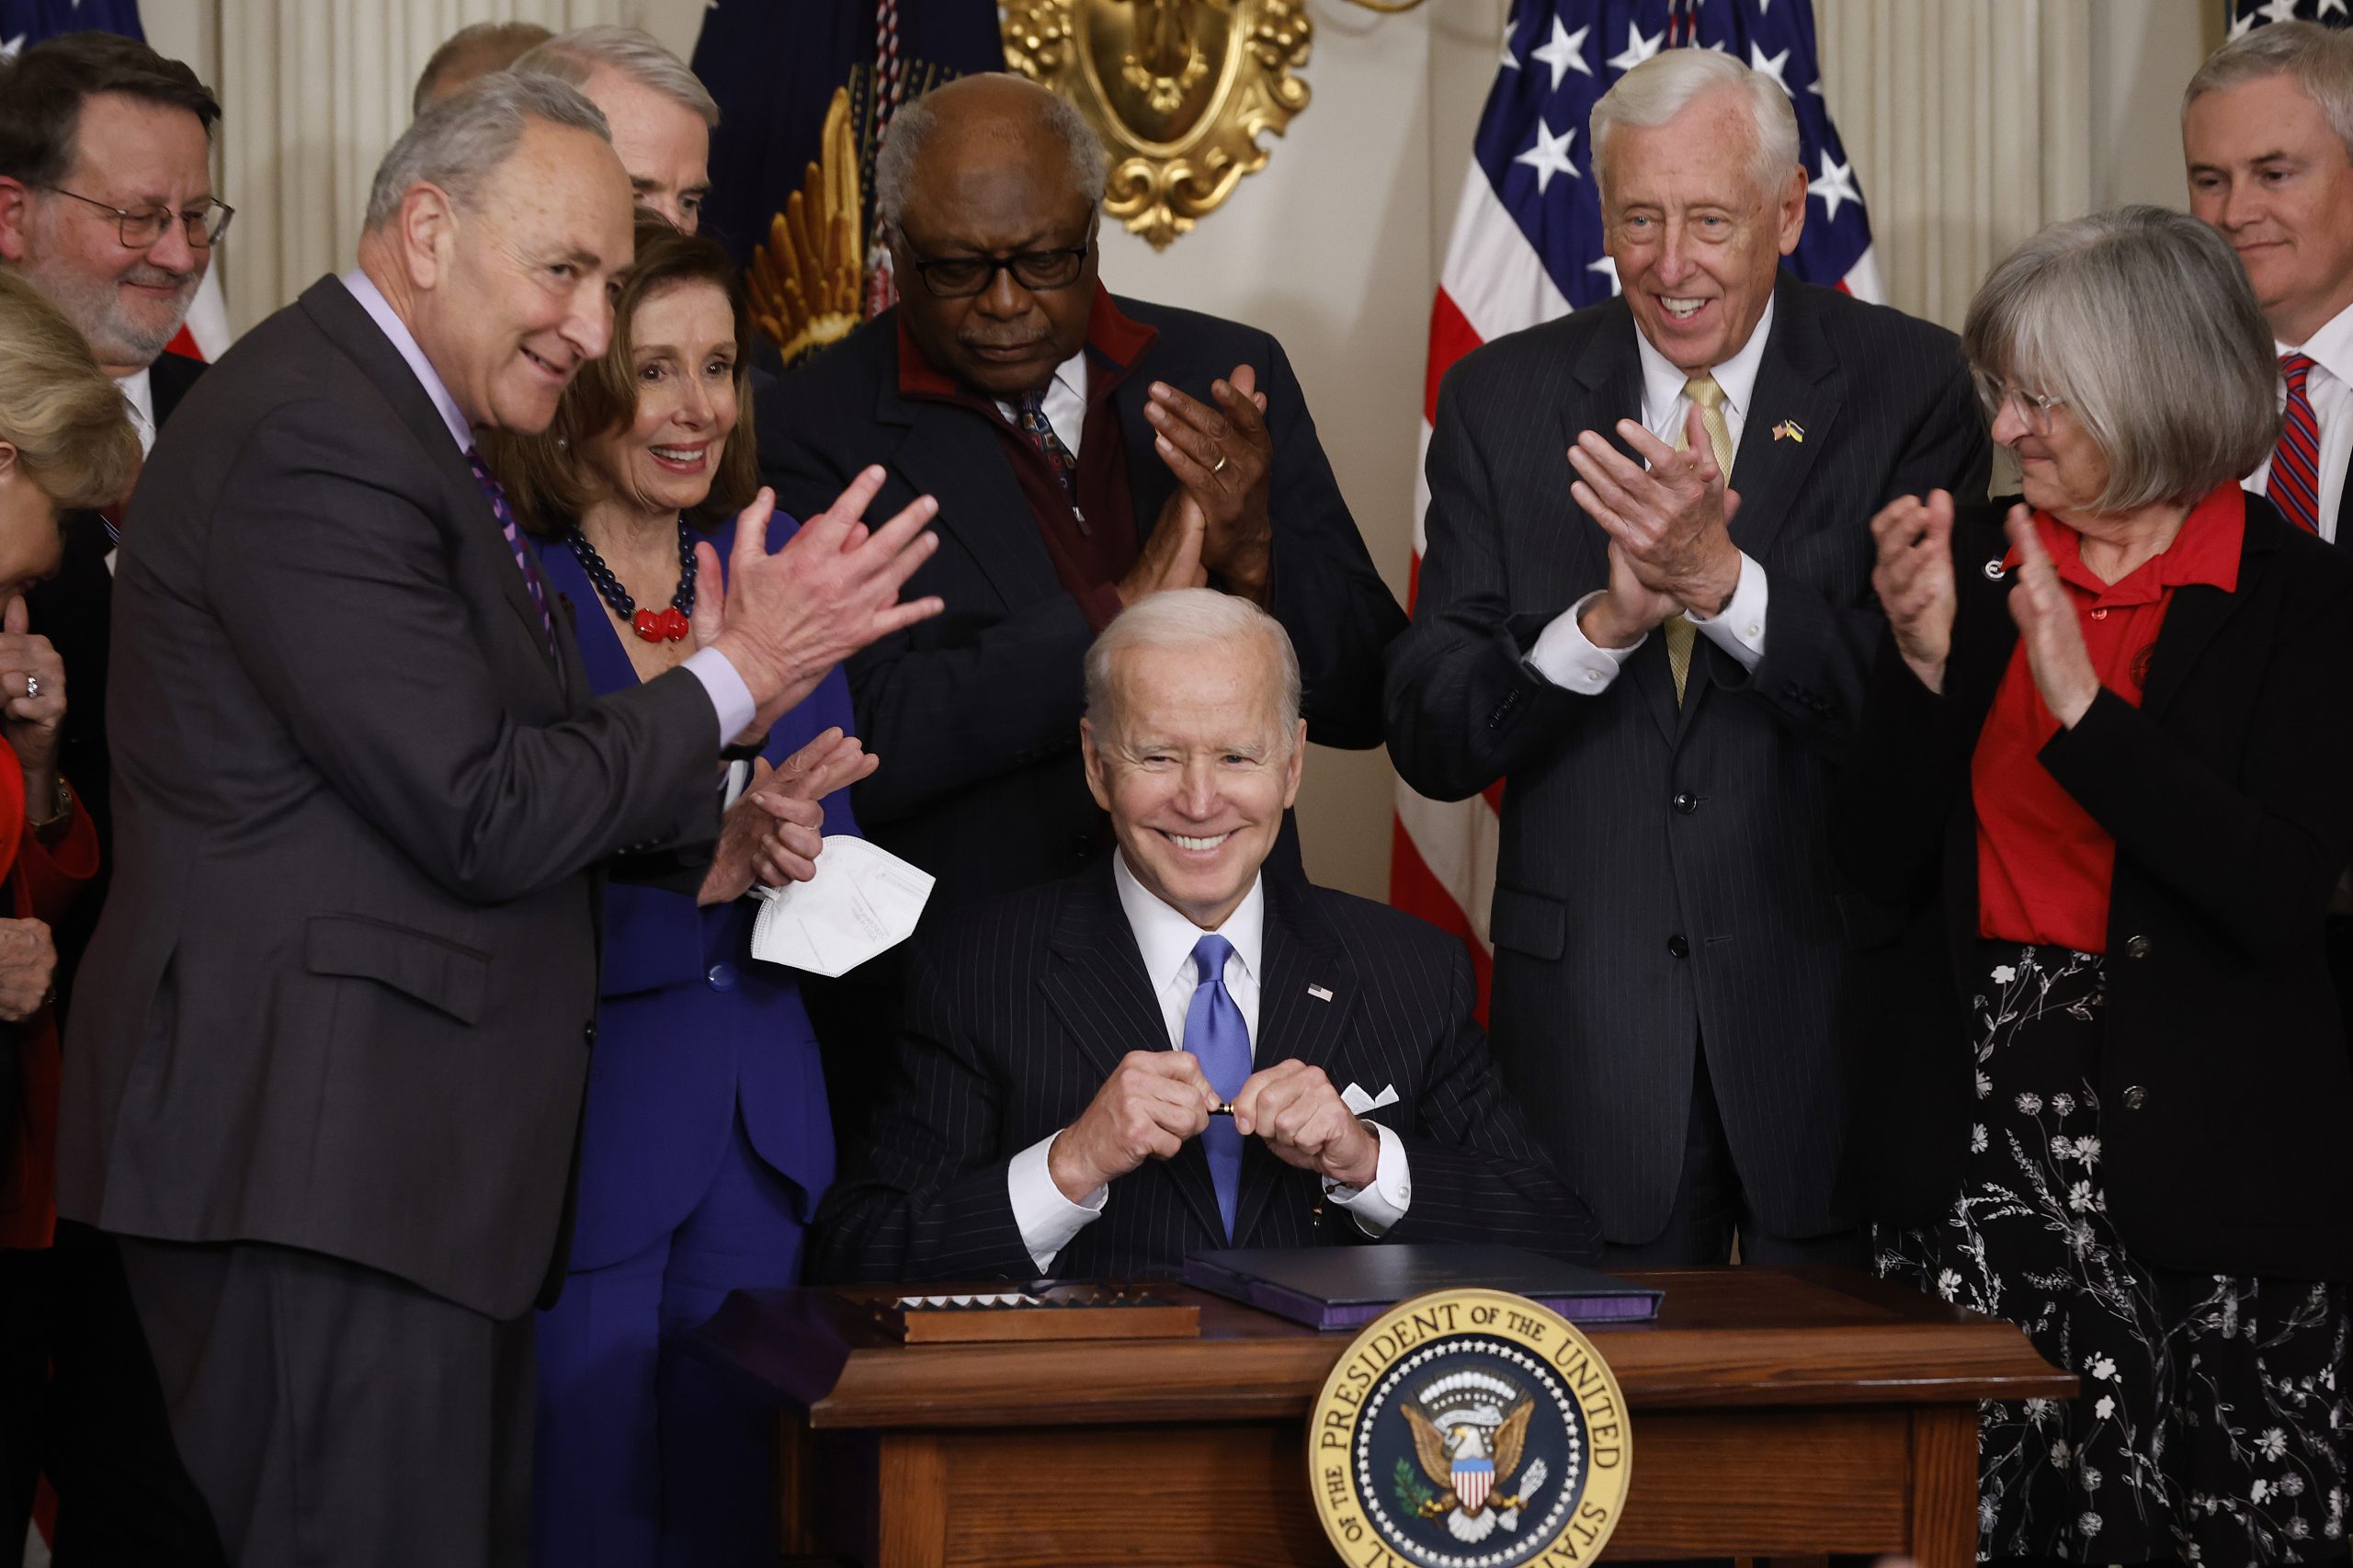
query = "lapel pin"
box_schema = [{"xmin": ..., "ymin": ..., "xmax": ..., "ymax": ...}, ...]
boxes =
[
  {"xmin": 1984, "ymin": 558, "xmax": 2007, "ymax": 580},
  {"xmin": 1308, "ymin": 984, "xmax": 1334, "ymax": 1002},
  {"xmin": 1770, "ymin": 419, "xmax": 1804, "ymax": 444}
]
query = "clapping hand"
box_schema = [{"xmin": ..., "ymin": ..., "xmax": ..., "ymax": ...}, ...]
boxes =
[
  {"xmin": 2004, "ymin": 505, "xmax": 2100, "ymax": 728},
  {"xmin": 1870, "ymin": 491, "xmax": 1959, "ymax": 694},
  {"xmin": 1142, "ymin": 366, "xmax": 1274, "ymax": 601},
  {"xmin": 0, "ymin": 597, "xmax": 65, "ymax": 814},
  {"xmin": 1566, "ymin": 405, "xmax": 1745, "ymax": 618},
  {"xmin": 688, "ymin": 473, "xmax": 943, "ymax": 733},
  {"xmin": 0, "ymin": 918, "xmax": 56, "ymax": 1021},
  {"xmin": 697, "ymin": 727, "xmax": 879, "ymax": 905}
]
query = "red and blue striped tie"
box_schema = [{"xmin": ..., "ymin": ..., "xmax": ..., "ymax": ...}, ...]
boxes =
[{"xmin": 2268, "ymin": 352, "xmax": 2325, "ymax": 536}]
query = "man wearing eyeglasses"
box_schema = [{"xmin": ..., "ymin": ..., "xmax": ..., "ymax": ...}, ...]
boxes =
[
  {"xmin": 756, "ymin": 74, "xmax": 1403, "ymax": 932},
  {"xmin": 0, "ymin": 29, "xmax": 230, "ymax": 1568}
]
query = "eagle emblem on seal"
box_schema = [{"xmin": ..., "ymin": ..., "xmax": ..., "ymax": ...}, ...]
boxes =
[{"xmin": 1399, "ymin": 1370, "xmax": 1552, "ymax": 1543}]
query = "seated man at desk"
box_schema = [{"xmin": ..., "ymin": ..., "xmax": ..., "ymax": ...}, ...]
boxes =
[{"xmin": 811, "ymin": 592, "xmax": 1600, "ymax": 1280}]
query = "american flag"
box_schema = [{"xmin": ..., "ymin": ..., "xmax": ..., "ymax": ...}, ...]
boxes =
[
  {"xmin": 2229, "ymin": 0, "xmax": 2353, "ymax": 30},
  {"xmin": 1390, "ymin": 0, "xmax": 1880, "ymax": 1015},
  {"xmin": 0, "ymin": 0, "xmax": 230, "ymax": 361}
]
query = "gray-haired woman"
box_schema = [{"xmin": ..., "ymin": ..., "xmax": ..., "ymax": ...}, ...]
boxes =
[{"xmin": 1833, "ymin": 205, "xmax": 2353, "ymax": 1567}]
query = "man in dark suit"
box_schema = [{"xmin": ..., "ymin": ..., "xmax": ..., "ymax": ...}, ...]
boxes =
[
  {"xmin": 53, "ymin": 74, "xmax": 940, "ymax": 1568},
  {"xmin": 757, "ymin": 74, "xmax": 1404, "ymax": 917},
  {"xmin": 0, "ymin": 33, "xmax": 229, "ymax": 1566},
  {"xmin": 1385, "ymin": 51, "xmax": 1987, "ymax": 1269},
  {"xmin": 813, "ymin": 591, "xmax": 1597, "ymax": 1282}
]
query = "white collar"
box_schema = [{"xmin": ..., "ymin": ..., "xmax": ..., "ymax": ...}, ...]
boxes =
[
  {"xmin": 1111, "ymin": 850, "xmax": 1264, "ymax": 994},
  {"xmin": 1634, "ymin": 294, "xmax": 1777, "ymax": 426},
  {"xmin": 339, "ymin": 267, "xmax": 473, "ymax": 451},
  {"xmin": 115, "ymin": 366, "xmax": 156, "ymax": 457},
  {"xmin": 2280, "ymin": 294, "xmax": 2353, "ymax": 387}
]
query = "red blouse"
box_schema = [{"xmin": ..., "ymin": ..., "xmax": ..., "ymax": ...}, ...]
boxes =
[
  {"xmin": 0, "ymin": 748, "xmax": 98, "ymax": 1253},
  {"xmin": 1972, "ymin": 481, "xmax": 2245, "ymax": 952}
]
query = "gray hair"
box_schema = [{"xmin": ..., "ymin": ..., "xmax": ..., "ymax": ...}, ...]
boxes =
[
  {"xmin": 2184, "ymin": 19, "xmax": 2353, "ymax": 163},
  {"xmin": 873, "ymin": 78, "xmax": 1109, "ymax": 233},
  {"xmin": 1084, "ymin": 590, "xmax": 1303, "ymax": 751},
  {"xmin": 365, "ymin": 71, "xmax": 608, "ymax": 232},
  {"xmin": 1962, "ymin": 205, "xmax": 2279, "ymax": 513},
  {"xmin": 512, "ymin": 26, "xmax": 719, "ymax": 131},
  {"xmin": 410, "ymin": 20, "xmax": 552, "ymax": 119},
  {"xmin": 1590, "ymin": 48, "xmax": 1802, "ymax": 207}
]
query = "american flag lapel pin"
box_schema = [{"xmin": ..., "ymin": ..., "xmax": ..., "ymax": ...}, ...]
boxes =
[
  {"xmin": 1308, "ymin": 984, "xmax": 1334, "ymax": 1002},
  {"xmin": 1771, "ymin": 419, "xmax": 1805, "ymax": 444}
]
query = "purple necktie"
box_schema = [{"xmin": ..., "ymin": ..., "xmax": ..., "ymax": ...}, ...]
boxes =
[
  {"xmin": 1184, "ymin": 933, "xmax": 1250, "ymax": 1241},
  {"xmin": 465, "ymin": 449, "xmax": 556, "ymax": 654},
  {"xmin": 2269, "ymin": 352, "xmax": 2325, "ymax": 536}
]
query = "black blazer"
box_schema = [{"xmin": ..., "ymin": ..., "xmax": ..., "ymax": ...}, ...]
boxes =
[
  {"xmin": 1384, "ymin": 273, "xmax": 1989, "ymax": 1244},
  {"xmin": 56, "ymin": 278, "xmax": 722, "ymax": 1318},
  {"xmin": 756, "ymin": 299, "xmax": 1406, "ymax": 916},
  {"xmin": 808, "ymin": 861, "xmax": 1600, "ymax": 1282},
  {"xmin": 1831, "ymin": 494, "xmax": 2353, "ymax": 1281},
  {"xmin": 28, "ymin": 350, "xmax": 205, "ymax": 1015}
]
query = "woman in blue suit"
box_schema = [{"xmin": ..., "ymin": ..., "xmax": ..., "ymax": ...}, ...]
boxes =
[{"xmin": 484, "ymin": 221, "xmax": 870, "ymax": 1568}]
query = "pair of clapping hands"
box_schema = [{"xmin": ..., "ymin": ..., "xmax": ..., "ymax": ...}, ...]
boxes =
[
  {"xmin": 1870, "ymin": 491, "xmax": 2100, "ymax": 726},
  {"xmin": 1116, "ymin": 368, "xmax": 1278, "ymax": 607},
  {"xmin": 1566, "ymin": 405, "xmax": 1748, "ymax": 648},
  {"xmin": 1047, "ymin": 1051, "xmax": 1379, "ymax": 1203}
]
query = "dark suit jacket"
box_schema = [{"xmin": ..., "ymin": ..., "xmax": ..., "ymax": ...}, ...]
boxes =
[
  {"xmin": 29, "ymin": 350, "xmax": 205, "ymax": 1017},
  {"xmin": 1384, "ymin": 274, "xmax": 1990, "ymax": 1245},
  {"xmin": 56, "ymin": 277, "xmax": 724, "ymax": 1319},
  {"xmin": 1831, "ymin": 494, "xmax": 2353, "ymax": 1281},
  {"xmin": 756, "ymin": 298, "xmax": 1406, "ymax": 915},
  {"xmin": 809, "ymin": 861, "xmax": 1600, "ymax": 1282}
]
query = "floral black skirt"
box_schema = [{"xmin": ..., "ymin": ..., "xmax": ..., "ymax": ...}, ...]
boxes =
[{"xmin": 1875, "ymin": 941, "xmax": 2351, "ymax": 1567}]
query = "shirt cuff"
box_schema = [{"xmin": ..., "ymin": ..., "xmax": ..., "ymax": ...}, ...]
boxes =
[
  {"xmin": 1009, "ymin": 1131, "xmax": 1108, "ymax": 1274},
  {"xmin": 1528, "ymin": 590, "xmax": 1642, "ymax": 693},
  {"xmin": 682, "ymin": 646, "xmax": 758, "ymax": 747},
  {"xmin": 1324, "ymin": 1120, "xmax": 1411, "ymax": 1237},
  {"xmin": 1683, "ymin": 551, "xmax": 1768, "ymax": 670}
]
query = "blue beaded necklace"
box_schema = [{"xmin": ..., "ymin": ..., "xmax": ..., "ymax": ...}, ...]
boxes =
[{"xmin": 565, "ymin": 519, "xmax": 699, "ymax": 643}]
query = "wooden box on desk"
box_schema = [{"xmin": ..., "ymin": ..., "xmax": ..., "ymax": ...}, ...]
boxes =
[{"xmin": 690, "ymin": 1267, "xmax": 2072, "ymax": 1568}]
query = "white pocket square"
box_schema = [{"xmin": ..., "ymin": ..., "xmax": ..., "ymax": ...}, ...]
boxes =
[{"xmin": 1342, "ymin": 1082, "xmax": 1400, "ymax": 1115}]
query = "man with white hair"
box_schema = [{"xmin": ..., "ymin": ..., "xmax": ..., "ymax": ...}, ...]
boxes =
[
  {"xmin": 54, "ymin": 73, "xmax": 941, "ymax": 1567},
  {"xmin": 813, "ymin": 589, "xmax": 1597, "ymax": 1281},
  {"xmin": 514, "ymin": 25, "xmax": 715, "ymax": 234},
  {"xmin": 1387, "ymin": 49, "xmax": 1988, "ymax": 1268}
]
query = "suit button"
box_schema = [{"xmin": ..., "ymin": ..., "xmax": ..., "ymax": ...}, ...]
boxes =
[
  {"xmin": 707, "ymin": 963, "xmax": 737, "ymax": 993},
  {"xmin": 2121, "ymin": 1084, "xmax": 2148, "ymax": 1110},
  {"xmin": 2123, "ymin": 935, "xmax": 2152, "ymax": 960},
  {"xmin": 583, "ymin": 1022, "xmax": 597, "ymax": 1048},
  {"xmin": 1672, "ymin": 791, "xmax": 1699, "ymax": 814},
  {"xmin": 1666, "ymin": 935, "xmax": 1689, "ymax": 959}
]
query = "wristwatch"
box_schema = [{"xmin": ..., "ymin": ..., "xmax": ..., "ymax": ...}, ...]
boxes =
[{"xmin": 27, "ymin": 776, "xmax": 72, "ymax": 837}]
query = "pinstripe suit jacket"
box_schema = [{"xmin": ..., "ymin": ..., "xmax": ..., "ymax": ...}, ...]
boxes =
[
  {"xmin": 809, "ymin": 860, "xmax": 1599, "ymax": 1282},
  {"xmin": 1383, "ymin": 273, "xmax": 1989, "ymax": 1245}
]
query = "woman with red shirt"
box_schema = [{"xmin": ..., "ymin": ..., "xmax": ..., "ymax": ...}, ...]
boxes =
[
  {"xmin": 0, "ymin": 269, "xmax": 129, "ymax": 1547},
  {"xmin": 1836, "ymin": 207, "xmax": 2353, "ymax": 1568}
]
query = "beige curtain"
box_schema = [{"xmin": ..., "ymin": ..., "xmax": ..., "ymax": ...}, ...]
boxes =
[{"xmin": 213, "ymin": 0, "xmax": 630, "ymax": 335}]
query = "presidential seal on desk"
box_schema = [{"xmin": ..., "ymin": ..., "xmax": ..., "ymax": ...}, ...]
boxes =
[{"xmin": 1307, "ymin": 1289, "xmax": 1631, "ymax": 1567}]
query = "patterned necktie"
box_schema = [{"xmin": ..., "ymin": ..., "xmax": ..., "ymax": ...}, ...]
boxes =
[
  {"xmin": 2269, "ymin": 352, "xmax": 2325, "ymax": 536},
  {"xmin": 464, "ymin": 449, "xmax": 556, "ymax": 655},
  {"xmin": 1665, "ymin": 374, "xmax": 1736, "ymax": 704},
  {"xmin": 1015, "ymin": 387, "xmax": 1081, "ymax": 510},
  {"xmin": 1182, "ymin": 933, "xmax": 1251, "ymax": 1241}
]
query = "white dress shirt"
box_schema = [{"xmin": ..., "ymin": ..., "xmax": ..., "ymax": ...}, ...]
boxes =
[
  {"xmin": 338, "ymin": 269, "xmax": 755, "ymax": 744},
  {"xmin": 119, "ymin": 366, "xmax": 157, "ymax": 457},
  {"xmin": 2244, "ymin": 296, "xmax": 2353, "ymax": 543},
  {"xmin": 1529, "ymin": 297, "xmax": 1777, "ymax": 692},
  {"xmin": 993, "ymin": 349, "xmax": 1090, "ymax": 460},
  {"xmin": 1007, "ymin": 853, "xmax": 1413, "ymax": 1272}
]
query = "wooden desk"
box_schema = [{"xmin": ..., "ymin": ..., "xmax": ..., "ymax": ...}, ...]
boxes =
[{"xmin": 694, "ymin": 1267, "xmax": 2072, "ymax": 1568}]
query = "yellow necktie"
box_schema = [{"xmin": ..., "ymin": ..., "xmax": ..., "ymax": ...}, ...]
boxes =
[{"xmin": 1665, "ymin": 374, "xmax": 1735, "ymax": 705}]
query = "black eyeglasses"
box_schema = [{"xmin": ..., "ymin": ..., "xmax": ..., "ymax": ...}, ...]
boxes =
[
  {"xmin": 900, "ymin": 233, "xmax": 1092, "ymax": 301},
  {"xmin": 44, "ymin": 186, "xmax": 234, "ymax": 249}
]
